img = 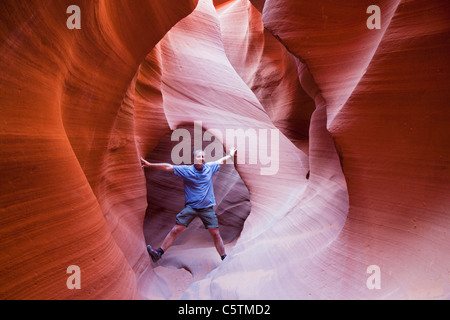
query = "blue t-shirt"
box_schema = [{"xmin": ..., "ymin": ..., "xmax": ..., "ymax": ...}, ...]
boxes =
[{"xmin": 173, "ymin": 162, "xmax": 221, "ymax": 209}]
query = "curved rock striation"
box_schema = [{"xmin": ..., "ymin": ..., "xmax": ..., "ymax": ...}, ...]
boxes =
[
  {"xmin": 262, "ymin": 0, "xmax": 450, "ymax": 298},
  {"xmin": 1, "ymin": 0, "xmax": 449, "ymax": 300}
]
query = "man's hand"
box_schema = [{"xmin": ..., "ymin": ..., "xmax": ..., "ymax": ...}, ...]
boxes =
[
  {"xmin": 217, "ymin": 148, "xmax": 237, "ymax": 166},
  {"xmin": 229, "ymin": 147, "xmax": 237, "ymax": 158},
  {"xmin": 140, "ymin": 157, "xmax": 150, "ymax": 168}
]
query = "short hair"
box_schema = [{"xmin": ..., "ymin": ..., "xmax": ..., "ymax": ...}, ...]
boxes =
[{"xmin": 192, "ymin": 149, "xmax": 204, "ymax": 158}]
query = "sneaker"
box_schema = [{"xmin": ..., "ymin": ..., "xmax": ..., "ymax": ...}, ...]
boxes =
[{"xmin": 147, "ymin": 245, "xmax": 161, "ymax": 263}]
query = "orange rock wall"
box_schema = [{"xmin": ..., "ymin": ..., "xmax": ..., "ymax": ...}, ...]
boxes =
[{"xmin": 0, "ymin": 0, "xmax": 198, "ymax": 299}]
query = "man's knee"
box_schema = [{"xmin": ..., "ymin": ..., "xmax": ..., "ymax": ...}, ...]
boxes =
[
  {"xmin": 208, "ymin": 227, "xmax": 222, "ymax": 239},
  {"xmin": 171, "ymin": 224, "xmax": 186, "ymax": 235}
]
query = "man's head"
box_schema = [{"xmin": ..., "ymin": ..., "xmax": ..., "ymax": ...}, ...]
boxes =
[{"xmin": 193, "ymin": 149, "xmax": 205, "ymax": 166}]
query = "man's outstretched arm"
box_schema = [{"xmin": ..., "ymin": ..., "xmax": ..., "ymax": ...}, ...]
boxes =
[
  {"xmin": 216, "ymin": 147, "xmax": 237, "ymax": 166},
  {"xmin": 140, "ymin": 157, "xmax": 174, "ymax": 172}
]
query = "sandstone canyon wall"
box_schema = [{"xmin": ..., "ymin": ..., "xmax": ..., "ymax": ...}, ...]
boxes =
[
  {"xmin": 1, "ymin": 0, "xmax": 449, "ymax": 299},
  {"xmin": 0, "ymin": 0, "xmax": 199, "ymax": 299}
]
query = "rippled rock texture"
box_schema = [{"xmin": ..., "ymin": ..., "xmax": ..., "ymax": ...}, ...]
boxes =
[{"xmin": 1, "ymin": 0, "xmax": 449, "ymax": 299}]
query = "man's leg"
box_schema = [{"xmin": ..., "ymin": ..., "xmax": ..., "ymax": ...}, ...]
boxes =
[
  {"xmin": 161, "ymin": 224, "xmax": 186, "ymax": 252},
  {"xmin": 147, "ymin": 224, "xmax": 186, "ymax": 263},
  {"xmin": 199, "ymin": 207, "xmax": 227, "ymax": 260},
  {"xmin": 208, "ymin": 227, "xmax": 227, "ymax": 260},
  {"xmin": 148, "ymin": 207, "xmax": 196, "ymax": 262}
]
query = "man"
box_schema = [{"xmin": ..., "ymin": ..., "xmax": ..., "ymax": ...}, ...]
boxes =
[{"xmin": 140, "ymin": 147, "xmax": 237, "ymax": 263}]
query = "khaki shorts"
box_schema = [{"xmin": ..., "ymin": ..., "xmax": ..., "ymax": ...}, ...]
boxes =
[{"xmin": 175, "ymin": 206, "xmax": 219, "ymax": 229}]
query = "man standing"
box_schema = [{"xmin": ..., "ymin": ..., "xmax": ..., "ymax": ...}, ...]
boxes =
[{"xmin": 140, "ymin": 147, "xmax": 237, "ymax": 263}]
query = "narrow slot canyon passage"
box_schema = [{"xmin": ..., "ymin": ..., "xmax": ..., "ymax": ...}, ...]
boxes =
[
  {"xmin": 134, "ymin": 0, "xmax": 319, "ymax": 298},
  {"xmin": 0, "ymin": 0, "xmax": 449, "ymax": 300}
]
